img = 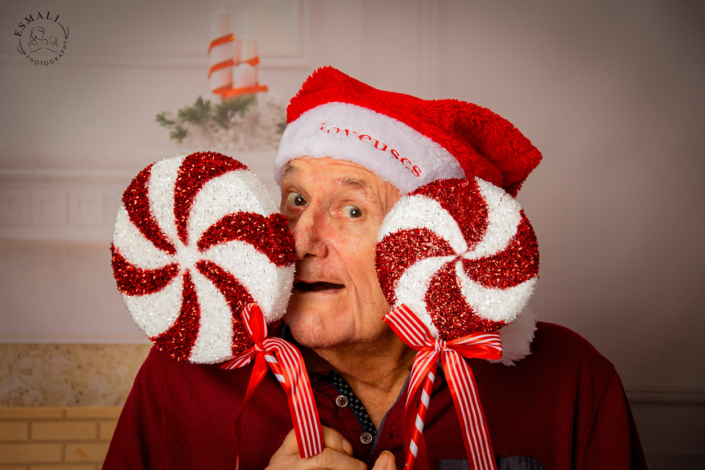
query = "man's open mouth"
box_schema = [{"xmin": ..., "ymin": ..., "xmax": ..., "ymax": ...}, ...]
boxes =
[{"xmin": 294, "ymin": 281, "xmax": 345, "ymax": 292}]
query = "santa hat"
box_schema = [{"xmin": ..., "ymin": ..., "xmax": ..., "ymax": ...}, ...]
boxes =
[{"xmin": 275, "ymin": 66, "xmax": 542, "ymax": 195}]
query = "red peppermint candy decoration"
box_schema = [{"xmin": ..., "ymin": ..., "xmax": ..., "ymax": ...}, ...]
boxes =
[
  {"xmin": 111, "ymin": 152, "xmax": 295, "ymax": 363},
  {"xmin": 375, "ymin": 177, "xmax": 539, "ymax": 341}
]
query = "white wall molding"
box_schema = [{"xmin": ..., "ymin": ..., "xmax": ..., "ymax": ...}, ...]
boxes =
[
  {"xmin": 0, "ymin": 161, "xmax": 277, "ymax": 243},
  {"xmin": 0, "ymin": 177, "xmax": 125, "ymax": 242}
]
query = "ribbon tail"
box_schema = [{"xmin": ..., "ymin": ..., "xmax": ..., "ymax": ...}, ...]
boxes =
[
  {"xmin": 442, "ymin": 351, "xmax": 497, "ymax": 470},
  {"xmin": 269, "ymin": 339, "xmax": 324, "ymax": 458},
  {"xmin": 384, "ymin": 304, "xmax": 436, "ymax": 351},
  {"xmin": 447, "ymin": 332, "xmax": 503, "ymax": 360},
  {"xmin": 221, "ymin": 348, "xmax": 256, "ymax": 370},
  {"xmin": 232, "ymin": 353, "xmax": 269, "ymax": 469}
]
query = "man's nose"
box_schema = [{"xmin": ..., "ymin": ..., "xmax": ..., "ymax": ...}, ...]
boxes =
[{"xmin": 290, "ymin": 204, "xmax": 327, "ymax": 260}]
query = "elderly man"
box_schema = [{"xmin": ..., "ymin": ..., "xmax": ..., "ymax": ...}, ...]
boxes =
[{"xmin": 104, "ymin": 68, "xmax": 647, "ymax": 470}]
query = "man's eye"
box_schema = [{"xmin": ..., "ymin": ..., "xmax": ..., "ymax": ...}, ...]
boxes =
[
  {"xmin": 287, "ymin": 192, "xmax": 307, "ymax": 207},
  {"xmin": 344, "ymin": 205, "xmax": 363, "ymax": 218}
]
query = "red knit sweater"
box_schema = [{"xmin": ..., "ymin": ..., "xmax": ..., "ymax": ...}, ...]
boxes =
[{"xmin": 103, "ymin": 322, "xmax": 647, "ymax": 469}]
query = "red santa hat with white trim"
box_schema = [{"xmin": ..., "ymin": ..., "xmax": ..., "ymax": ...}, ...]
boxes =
[
  {"xmin": 274, "ymin": 66, "xmax": 542, "ymax": 196},
  {"xmin": 276, "ymin": 66, "xmax": 544, "ymax": 366}
]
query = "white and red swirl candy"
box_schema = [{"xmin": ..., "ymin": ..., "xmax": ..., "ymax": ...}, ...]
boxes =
[
  {"xmin": 376, "ymin": 177, "xmax": 539, "ymax": 340},
  {"xmin": 376, "ymin": 177, "xmax": 539, "ymax": 470},
  {"xmin": 111, "ymin": 151, "xmax": 295, "ymax": 364}
]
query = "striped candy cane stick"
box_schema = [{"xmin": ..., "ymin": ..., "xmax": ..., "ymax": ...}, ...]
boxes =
[
  {"xmin": 223, "ymin": 304, "xmax": 324, "ymax": 466},
  {"xmin": 384, "ymin": 304, "xmax": 502, "ymax": 470},
  {"xmin": 405, "ymin": 363, "xmax": 438, "ymax": 470},
  {"xmin": 264, "ymin": 351, "xmax": 286, "ymax": 383}
]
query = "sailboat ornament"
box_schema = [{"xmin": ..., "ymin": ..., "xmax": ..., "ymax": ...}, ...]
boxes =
[{"xmin": 208, "ymin": 11, "xmax": 268, "ymax": 98}]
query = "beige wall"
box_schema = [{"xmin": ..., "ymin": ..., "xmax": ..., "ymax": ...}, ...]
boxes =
[{"xmin": 1, "ymin": 0, "xmax": 704, "ymax": 467}]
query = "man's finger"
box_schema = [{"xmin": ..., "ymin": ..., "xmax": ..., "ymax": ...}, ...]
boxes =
[
  {"xmin": 272, "ymin": 428, "xmax": 300, "ymax": 457},
  {"xmin": 272, "ymin": 426, "xmax": 353, "ymax": 457},
  {"xmin": 321, "ymin": 426, "xmax": 354, "ymax": 456},
  {"xmin": 303, "ymin": 448, "xmax": 367, "ymax": 470},
  {"xmin": 371, "ymin": 451, "xmax": 395, "ymax": 470}
]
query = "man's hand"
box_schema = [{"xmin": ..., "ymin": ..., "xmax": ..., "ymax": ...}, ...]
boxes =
[{"xmin": 266, "ymin": 426, "xmax": 395, "ymax": 470}]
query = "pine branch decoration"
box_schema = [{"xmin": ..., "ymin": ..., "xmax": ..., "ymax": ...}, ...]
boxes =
[
  {"xmin": 156, "ymin": 93, "xmax": 286, "ymax": 152},
  {"xmin": 177, "ymin": 96, "xmax": 212, "ymax": 127},
  {"xmin": 214, "ymin": 95, "xmax": 256, "ymax": 128}
]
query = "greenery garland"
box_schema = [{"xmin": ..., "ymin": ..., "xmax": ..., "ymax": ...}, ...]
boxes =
[{"xmin": 156, "ymin": 94, "xmax": 286, "ymax": 151}]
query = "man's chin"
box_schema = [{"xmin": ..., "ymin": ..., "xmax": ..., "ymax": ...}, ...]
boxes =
[{"xmin": 284, "ymin": 308, "xmax": 352, "ymax": 350}]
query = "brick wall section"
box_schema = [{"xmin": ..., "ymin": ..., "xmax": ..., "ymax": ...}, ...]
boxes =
[{"xmin": 0, "ymin": 407, "xmax": 121, "ymax": 470}]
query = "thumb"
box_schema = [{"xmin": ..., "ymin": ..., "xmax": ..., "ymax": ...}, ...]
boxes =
[
  {"xmin": 271, "ymin": 428, "xmax": 299, "ymax": 457},
  {"xmin": 372, "ymin": 450, "xmax": 396, "ymax": 470}
]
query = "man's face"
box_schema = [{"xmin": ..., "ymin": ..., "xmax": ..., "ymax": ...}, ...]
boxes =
[{"xmin": 280, "ymin": 157, "xmax": 402, "ymax": 349}]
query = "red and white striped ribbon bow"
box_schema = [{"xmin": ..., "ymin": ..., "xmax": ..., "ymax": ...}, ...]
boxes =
[
  {"xmin": 222, "ymin": 304, "xmax": 324, "ymax": 467},
  {"xmin": 384, "ymin": 304, "xmax": 503, "ymax": 470}
]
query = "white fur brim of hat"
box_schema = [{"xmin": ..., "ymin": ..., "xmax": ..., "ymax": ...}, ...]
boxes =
[{"xmin": 275, "ymin": 102, "xmax": 465, "ymax": 194}]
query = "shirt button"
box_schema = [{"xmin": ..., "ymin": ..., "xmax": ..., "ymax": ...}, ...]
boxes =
[
  {"xmin": 360, "ymin": 432, "xmax": 373, "ymax": 445},
  {"xmin": 335, "ymin": 395, "xmax": 348, "ymax": 408}
]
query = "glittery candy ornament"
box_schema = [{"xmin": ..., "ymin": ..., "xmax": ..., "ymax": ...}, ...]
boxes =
[
  {"xmin": 376, "ymin": 177, "xmax": 539, "ymax": 470},
  {"xmin": 375, "ymin": 177, "xmax": 539, "ymax": 341},
  {"xmin": 111, "ymin": 151, "xmax": 295, "ymax": 364}
]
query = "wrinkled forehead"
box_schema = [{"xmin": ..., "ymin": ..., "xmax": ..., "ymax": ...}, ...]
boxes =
[
  {"xmin": 280, "ymin": 156, "xmax": 402, "ymax": 208},
  {"xmin": 281, "ymin": 157, "xmax": 386, "ymax": 187}
]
